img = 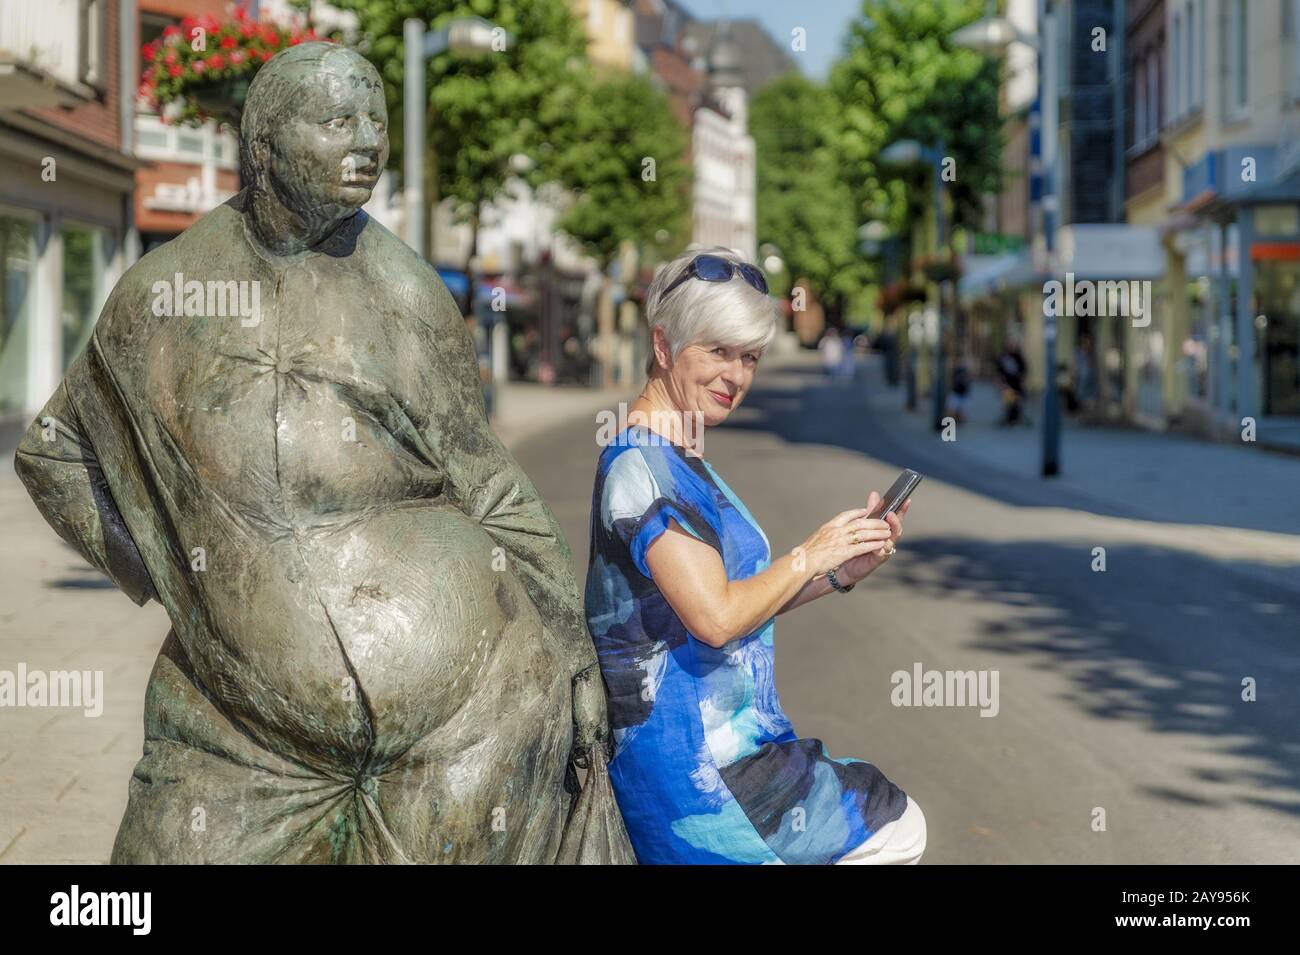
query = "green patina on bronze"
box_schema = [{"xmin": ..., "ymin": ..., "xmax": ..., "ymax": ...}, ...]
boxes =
[{"xmin": 14, "ymin": 43, "xmax": 634, "ymax": 864}]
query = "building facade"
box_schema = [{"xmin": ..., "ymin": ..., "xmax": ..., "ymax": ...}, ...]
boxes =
[
  {"xmin": 134, "ymin": 0, "xmax": 239, "ymax": 252},
  {"xmin": 1157, "ymin": 0, "xmax": 1300, "ymax": 444},
  {"xmin": 0, "ymin": 0, "xmax": 138, "ymax": 451},
  {"xmin": 690, "ymin": 22, "xmax": 756, "ymax": 262}
]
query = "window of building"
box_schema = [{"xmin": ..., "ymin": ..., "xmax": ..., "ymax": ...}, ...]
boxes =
[
  {"xmin": 1289, "ymin": 0, "xmax": 1300, "ymax": 98},
  {"xmin": 1193, "ymin": 0, "xmax": 1203, "ymax": 108},
  {"xmin": 0, "ymin": 213, "xmax": 37, "ymax": 415},
  {"xmin": 1146, "ymin": 52, "xmax": 1159, "ymax": 138},
  {"xmin": 61, "ymin": 224, "xmax": 104, "ymax": 368},
  {"xmin": 1171, "ymin": 11, "xmax": 1182, "ymax": 120},
  {"xmin": 1227, "ymin": 0, "xmax": 1249, "ymax": 116},
  {"xmin": 1134, "ymin": 54, "xmax": 1147, "ymax": 147},
  {"xmin": 80, "ymin": 0, "xmax": 107, "ymax": 89}
]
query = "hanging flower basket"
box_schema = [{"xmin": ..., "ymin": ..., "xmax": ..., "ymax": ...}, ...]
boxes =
[{"xmin": 138, "ymin": 4, "xmax": 325, "ymax": 130}]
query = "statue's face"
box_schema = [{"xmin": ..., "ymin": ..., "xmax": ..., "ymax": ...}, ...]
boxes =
[{"xmin": 265, "ymin": 61, "xmax": 389, "ymax": 217}]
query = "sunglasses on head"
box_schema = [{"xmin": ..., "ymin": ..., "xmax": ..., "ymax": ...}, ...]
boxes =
[{"xmin": 659, "ymin": 254, "xmax": 769, "ymax": 301}]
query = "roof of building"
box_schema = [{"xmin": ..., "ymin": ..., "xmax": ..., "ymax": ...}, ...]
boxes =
[{"xmin": 681, "ymin": 18, "xmax": 797, "ymax": 96}]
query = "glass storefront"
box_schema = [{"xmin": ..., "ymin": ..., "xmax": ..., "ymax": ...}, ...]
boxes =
[
  {"xmin": 1, "ymin": 213, "xmax": 36, "ymax": 416},
  {"xmin": 1257, "ymin": 258, "xmax": 1300, "ymax": 415},
  {"xmin": 61, "ymin": 224, "xmax": 103, "ymax": 366}
]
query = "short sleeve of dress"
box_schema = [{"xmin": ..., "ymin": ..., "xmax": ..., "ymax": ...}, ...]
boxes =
[{"xmin": 602, "ymin": 447, "xmax": 722, "ymax": 579}]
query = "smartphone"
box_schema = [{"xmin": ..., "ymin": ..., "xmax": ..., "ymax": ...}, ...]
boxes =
[{"xmin": 869, "ymin": 469, "xmax": 922, "ymax": 521}]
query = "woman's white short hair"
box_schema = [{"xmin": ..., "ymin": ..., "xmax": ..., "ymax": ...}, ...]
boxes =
[{"xmin": 643, "ymin": 246, "xmax": 778, "ymax": 374}]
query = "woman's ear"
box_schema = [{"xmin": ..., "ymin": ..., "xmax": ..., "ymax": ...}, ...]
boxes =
[{"xmin": 651, "ymin": 326, "xmax": 671, "ymax": 372}]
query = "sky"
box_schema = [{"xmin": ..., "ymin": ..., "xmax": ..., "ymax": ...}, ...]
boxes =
[{"xmin": 676, "ymin": 0, "xmax": 866, "ymax": 81}]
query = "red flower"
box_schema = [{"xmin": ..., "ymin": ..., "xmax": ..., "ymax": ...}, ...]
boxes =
[
  {"xmin": 229, "ymin": 50, "xmax": 245, "ymax": 65},
  {"xmin": 220, "ymin": 35, "xmax": 237, "ymax": 49},
  {"xmin": 207, "ymin": 53, "xmax": 226, "ymax": 70},
  {"xmin": 258, "ymin": 25, "xmax": 278, "ymax": 45},
  {"xmin": 289, "ymin": 36, "xmax": 302, "ymax": 46},
  {"xmin": 164, "ymin": 51, "xmax": 177, "ymax": 65},
  {"xmin": 141, "ymin": 41, "xmax": 159, "ymax": 60},
  {"xmin": 162, "ymin": 24, "xmax": 181, "ymax": 39},
  {"xmin": 167, "ymin": 64, "xmax": 182, "ymax": 77},
  {"xmin": 259, "ymin": 49, "xmax": 273, "ymax": 61},
  {"xmin": 191, "ymin": 60, "xmax": 207, "ymax": 74},
  {"xmin": 241, "ymin": 24, "xmax": 255, "ymax": 38}
]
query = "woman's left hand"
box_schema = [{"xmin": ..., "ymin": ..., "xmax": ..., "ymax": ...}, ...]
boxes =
[{"xmin": 836, "ymin": 491, "xmax": 910, "ymax": 585}]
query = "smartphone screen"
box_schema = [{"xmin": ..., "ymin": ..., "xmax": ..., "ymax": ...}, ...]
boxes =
[{"xmin": 869, "ymin": 469, "xmax": 922, "ymax": 520}]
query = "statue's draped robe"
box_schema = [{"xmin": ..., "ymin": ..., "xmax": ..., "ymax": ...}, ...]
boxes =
[{"xmin": 15, "ymin": 193, "xmax": 634, "ymax": 863}]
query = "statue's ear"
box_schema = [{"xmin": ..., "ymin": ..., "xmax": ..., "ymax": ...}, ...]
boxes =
[{"xmin": 249, "ymin": 137, "xmax": 270, "ymax": 179}]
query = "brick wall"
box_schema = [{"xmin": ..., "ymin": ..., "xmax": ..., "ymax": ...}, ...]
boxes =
[
  {"xmin": 135, "ymin": 160, "xmax": 239, "ymax": 233},
  {"xmin": 652, "ymin": 46, "xmax": 703, "ymax": 123}
]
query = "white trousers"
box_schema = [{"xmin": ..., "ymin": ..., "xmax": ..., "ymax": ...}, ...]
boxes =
[{"xmin": 834, "ymin": 796, "xmax": 927, "ymax": 865}]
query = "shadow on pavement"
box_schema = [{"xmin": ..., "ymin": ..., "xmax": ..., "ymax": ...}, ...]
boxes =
[{"xmin": 891, "ymin": 532, "xmax": 1300, "ymax": 819}]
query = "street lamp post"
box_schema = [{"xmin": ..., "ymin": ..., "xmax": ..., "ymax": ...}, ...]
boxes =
[
  {"xmin": 882, "ymin": 138, "xmax": 949, "ymax": 432},
  {"xmin": 952, "ymin": 4, "xmax": 1061, "ymax": 476},
  {"xmin": 403, "ymin": 16, "xmax": 511, "ymax": 260}
]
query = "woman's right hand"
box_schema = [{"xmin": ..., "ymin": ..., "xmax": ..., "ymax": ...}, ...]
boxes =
[{"xmin": 797, "ymin": 508, "xmax": 895, "ymax": 578}]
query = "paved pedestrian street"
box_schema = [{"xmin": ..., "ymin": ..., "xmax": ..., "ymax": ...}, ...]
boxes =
[{"xmin": 3, "ymin": 352, "xmax": 1298, "ymax": 863}]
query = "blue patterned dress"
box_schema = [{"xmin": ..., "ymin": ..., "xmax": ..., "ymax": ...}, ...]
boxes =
[{"xmin": 584, "ymin": 424, "xmax": 908, "ymax": 864}]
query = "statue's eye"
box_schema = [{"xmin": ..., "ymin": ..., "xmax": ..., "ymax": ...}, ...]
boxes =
[{"xmin": 323, "ymin": 117, "xmax": 348, "ymax": 130}]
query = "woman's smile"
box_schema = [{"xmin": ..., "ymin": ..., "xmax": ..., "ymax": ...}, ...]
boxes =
[{"xmin": 708, "ymin": 389, "xmax": 734, "ymax": 407}]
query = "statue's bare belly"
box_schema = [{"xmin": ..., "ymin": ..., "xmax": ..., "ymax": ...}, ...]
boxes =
[{"xmin": 148, "ymin": 326, "xmax": 567, "ymax": 776}]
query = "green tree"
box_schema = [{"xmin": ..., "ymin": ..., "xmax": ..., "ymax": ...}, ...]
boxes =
[
  {"xmin": 830, "ymin": 0, "xmax": 1005, "ymax": 256},
  {"xmin": 750, "ymin": 72, "xmax": 869, "ymax": 328},
  {"xmin": 544, "ymin": 69, "xmax": 690, "ymax": 270},
  {"xmin": 331, "ymin": 0, "xmax": 590, "ymax": 280},
  {"xmin": 541, "ymin": 68, "xmax": 690, "ymax": 386}
]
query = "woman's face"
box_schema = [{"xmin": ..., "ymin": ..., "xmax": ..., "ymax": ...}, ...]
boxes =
[{"xmin": 665, "ymin": 339, "xmax": 762, "ymax": 428}]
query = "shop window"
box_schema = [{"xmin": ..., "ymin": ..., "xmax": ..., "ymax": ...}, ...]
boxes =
[
  {"xmin": 61, "ymin": 225, "xmax": 104, "ymax": 368},
  {"xmin": 0, "ymin": 214, "xmax": 37, "ymax": 415},
  {"xmin": 79, "ymin": 0, "xmax": 107, "ymax": 90}
]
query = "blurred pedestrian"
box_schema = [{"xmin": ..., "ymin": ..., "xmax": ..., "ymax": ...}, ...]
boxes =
[
  {"xmin": 1074, "ymin": 335, "xmax": 1097, "ymax": 414},
  {"xmin": 819, "ymin": 327, "xmax": 844, "ymax": 379},
  {"xmin": 839, "ymin": 331, "xmax": 856, "ymax": 379},
  {"xmin": 948, "ymin": 352, "xmax": 972, "ymax": 424},
  {"xmin": 997, "ymin": 337, "xmax": 1027, "ymax": 426},
  {"xmin": 877, "ymin": 316, "xmax": 901, "ymax": 387}
]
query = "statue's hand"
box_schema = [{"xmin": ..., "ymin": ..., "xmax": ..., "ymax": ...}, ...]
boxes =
[{"xmin": 570, "ymin": 663, "xmax": 613, "ymax": 770}]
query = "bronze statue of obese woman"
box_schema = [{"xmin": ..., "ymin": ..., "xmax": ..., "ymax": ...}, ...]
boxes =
[{"xmin": 14, "ymin": 42, "xmax": 633, "ymax": 864}]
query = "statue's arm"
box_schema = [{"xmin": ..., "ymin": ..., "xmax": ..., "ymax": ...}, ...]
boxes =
[
  {"xmin": 13, "ymin": 374, "xmax": 158, "ymax": 607},
  {"xmin": 415, "ymin": 284, "xmax": 609, "ymax": 762}
]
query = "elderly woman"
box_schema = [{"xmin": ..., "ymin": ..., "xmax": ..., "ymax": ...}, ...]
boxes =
[{"xmin": 584, "ymin": 247, "xmax": 926, "ymax": 865}]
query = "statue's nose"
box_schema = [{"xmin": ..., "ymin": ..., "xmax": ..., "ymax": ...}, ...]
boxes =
[{"xmin": 355, "ymin": 117, "xmax": 383, "ymax": 151}]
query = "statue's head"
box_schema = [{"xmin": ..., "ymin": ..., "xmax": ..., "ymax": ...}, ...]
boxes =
[{"xmin": 240, "ymin": 42, "xmax": 389, "ymax": 220}]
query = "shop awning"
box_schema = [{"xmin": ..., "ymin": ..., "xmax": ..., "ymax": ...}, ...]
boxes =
[
  {"xmin": 1054, "ymin": 224, "xmax": 1166, "ymax": 280},
  {"xmin": 957, "ymin": 250, "xmax": 1039, "ymax": 302}
]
